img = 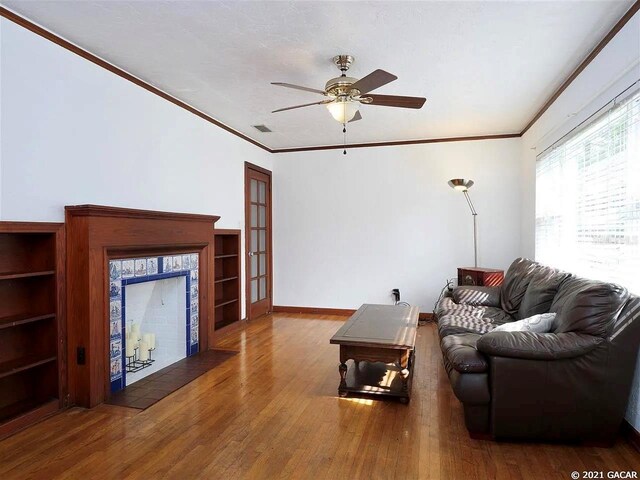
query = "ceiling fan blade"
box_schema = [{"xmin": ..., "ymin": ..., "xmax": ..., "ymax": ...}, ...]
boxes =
[
  {"xmin": 349, "ymin": 110, "xmax": 362, "ymax": 122},
  {"xmin": 272, "ymin": 99, "xmax": 333, "ymax": 113},
  {"xmin": 350, "ymin": 69, "xmax": 397, "ymax": 94},
  {"xmin": 271, "ymin": 82, "xmax": 326, "ymax": 95},
  {"xmin": 366, "ymin": 94, "xmax": 426, "ymax": 109}
]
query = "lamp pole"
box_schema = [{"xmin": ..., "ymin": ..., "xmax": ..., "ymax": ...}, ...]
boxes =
[
  {"xmin": 448, "ymin": 179, "xmax": 478, "ymax": 268},
  {"xmin": 463, "ymin": 190, "xmax": 478, "ymax": 268}
]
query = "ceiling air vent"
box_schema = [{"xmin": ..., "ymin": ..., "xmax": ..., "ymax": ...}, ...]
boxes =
[{"xmin": 253, "ymin": 125, "xmax": 272, "ymax": 133}]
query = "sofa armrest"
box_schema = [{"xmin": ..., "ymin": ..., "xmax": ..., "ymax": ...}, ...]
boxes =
[
  {"xmin": 441, "ymin": 334, "xmax": 488, "ymax": 373},
  {"xmin": 476, "ymin": 331, "xmax": 603, "ymax": 360},
  {"xmin": 452, "ymin": 286, "xmax": 500, "ymax": 307}
]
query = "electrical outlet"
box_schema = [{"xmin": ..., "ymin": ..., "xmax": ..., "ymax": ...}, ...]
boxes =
[
  {"xmin": 392, "ymin": 288, "xmax": 401, "ymax": 302},
  {"xmin": 77, "ymin": 346, "xmax": 86, "ymax": 365}
]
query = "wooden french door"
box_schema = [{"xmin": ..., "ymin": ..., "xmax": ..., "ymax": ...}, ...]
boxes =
[{"xmin": 245, "ymin": 163, "xmax": 272, "ymax": 320}]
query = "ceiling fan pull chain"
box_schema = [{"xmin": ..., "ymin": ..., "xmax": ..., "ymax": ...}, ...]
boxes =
[{"xmin": 343, "ymin": 123, "xmax": 347, "ymax": 155}]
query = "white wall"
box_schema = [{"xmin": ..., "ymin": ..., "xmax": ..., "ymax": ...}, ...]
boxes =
[
  {"xmin": 273, "ymin": 138, "xmax": 522, "ymax": 313},
  {"xmin": 0, "ymin": 18, "xmax": 272, "ymax": 318},
  {"xmin": 519, "ymin": 11, "xmax": 640, "ymax": 430}
]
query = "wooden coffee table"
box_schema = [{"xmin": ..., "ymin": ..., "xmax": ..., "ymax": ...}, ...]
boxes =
[{"xmin": 329, "ymin": 304, "xmax": 419, "ymax": 403}]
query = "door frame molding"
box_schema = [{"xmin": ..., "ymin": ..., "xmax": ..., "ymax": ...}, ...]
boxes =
[{"xmin": 244, "ymin": 162, "xmax": 273, "ymax": 321}]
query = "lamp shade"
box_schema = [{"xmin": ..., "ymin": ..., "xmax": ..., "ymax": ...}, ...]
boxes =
[
  {"xmin": 448, "ymin": 179, "xmax": 474, "ymax": 192},
  {"xmin": 327, "ymin": 100, "xmax": 359, "ymax": 123}
]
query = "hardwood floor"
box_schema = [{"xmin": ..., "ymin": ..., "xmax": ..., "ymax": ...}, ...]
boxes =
[{"xmin": 0, "ymin": 313, "xmax": 638, "ymax": 479}]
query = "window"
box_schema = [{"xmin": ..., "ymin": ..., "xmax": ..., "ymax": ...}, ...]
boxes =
[{"xmin": 535, "ymin": 90, "xmax": 640, "ymax": 292}]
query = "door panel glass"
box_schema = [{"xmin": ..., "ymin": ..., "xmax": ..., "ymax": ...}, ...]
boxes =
[
  {"xmin": 247, "ymin": 167, "xmax": 271, "ymax": 318},
  {"xmin": 251, "ymin": 231, "xmax": 258, "ymax": 253},
  {"xmin": 251, "ymin": 279, "xmax": 258, "ymax": 303},
  {"xmin": 251, "ymin": 255, "xmax": 258, "ymax": 277},
  {"xmin": 259, "ymin": 277, "xmax": 266, "ymax": 300},
  {"xmin": 259, "ymin": 254, "xmax": 266, "ymax": 276},
  {"xmin": 251, "ymin": 205, "xmax": 257, "ymax": 228},
  {"xmin": 251, "ymin": 179, "xmax": 258, "ymax": 202}
]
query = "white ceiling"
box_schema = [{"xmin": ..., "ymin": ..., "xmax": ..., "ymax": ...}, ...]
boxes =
[{"xmin": 3, "ymin": 0, "xmax": 634, "ymax": 149}]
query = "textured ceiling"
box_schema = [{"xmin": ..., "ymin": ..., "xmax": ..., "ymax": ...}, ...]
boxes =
[{"xmin": 2, "ymin": 0, "xmax": 634, "ymax": 149}]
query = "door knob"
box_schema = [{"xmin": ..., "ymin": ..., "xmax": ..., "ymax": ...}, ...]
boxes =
[{"xmin": 248, "ymin": 252, "xmax": 254, "ymax": 257}]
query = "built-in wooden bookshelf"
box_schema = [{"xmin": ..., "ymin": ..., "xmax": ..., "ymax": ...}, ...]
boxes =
[
  {"xmin": 214, "ymin": 230, "xmax": 241, "ymax": 330},
  {"xmin": 0, "ymin": 222, "xmax": 65, "ymax": 440}
]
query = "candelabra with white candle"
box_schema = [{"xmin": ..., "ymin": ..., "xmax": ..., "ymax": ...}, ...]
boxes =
[
  {"xmin": 125, "ymin": 341, "xmax": 135, "ymax": 358},
  {"xmin": 139, "ymin": 341, "xmax": 149, "ymax": 361},
  {"xmin": 142, "ymin": 333, "xmax": 156, "ymax": 361},
  {"xmin": 131, "ymin": 323, "xmax": 141, "ymax": 340}
]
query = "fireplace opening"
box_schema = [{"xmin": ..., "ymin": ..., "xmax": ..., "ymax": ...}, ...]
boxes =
[
  {"xmin": 124, "ymin": 276, "xmax": 187, "ymax": 385},
  {"xmin": 109, "ymin": 254, "xmax": 200, "ymax": 394}
]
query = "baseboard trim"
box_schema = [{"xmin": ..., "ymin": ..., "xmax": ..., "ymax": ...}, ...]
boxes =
[
  {"xmin": 213, "ymin": 318, "xmax": 247, "ymax": 342},
  {"xmin": 419, "ymin": 312, "xmax": 434, "ymax": 322},
  {"xmin": 272, "ymin": 306, "xmax": 356, "ymax": 316},
  {"xmin": 273, "ymin": 305, "xmax": 435, "ymax": 321},
  {"xmin": 622, "ymin": 420, "xmax": 640, "ymax": 452}
]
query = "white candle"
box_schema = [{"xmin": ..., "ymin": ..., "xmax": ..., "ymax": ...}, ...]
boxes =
[
  {"xmin": 139, "ymin": 341, "xmax": 149, "ymax": 361},
  {"xmin": 149, "ymin": 333, "xmax": 156, "ymax": 349},
  {"xmin": 131, "ymin": 323, "xmax": 141, "ymax": 339},
  {"xmin": 143, "ymin": 333, "xmax": 151, "ymax": 346},
  {"xmin": 125, "ymin": 341, "xmax": 135, "ymax": 357}
]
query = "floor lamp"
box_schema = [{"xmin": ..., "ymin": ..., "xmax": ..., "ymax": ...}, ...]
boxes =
[{"xmin": 448, "ymin": 179, "xmax": 478, "ymax": 267}]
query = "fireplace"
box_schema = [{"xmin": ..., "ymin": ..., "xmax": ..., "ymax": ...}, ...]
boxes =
[
  {"xmin": 65, "ymin": 205, "xmax": 219, "ymax": 407},
  {"xmin": 108, "ymin": 253, "xmax": 200, "ymax": 393}
]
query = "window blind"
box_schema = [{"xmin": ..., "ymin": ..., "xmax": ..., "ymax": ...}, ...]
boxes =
[{"xmin": 535, "ymin": 88, "xmax": 640, "ymax": 293}]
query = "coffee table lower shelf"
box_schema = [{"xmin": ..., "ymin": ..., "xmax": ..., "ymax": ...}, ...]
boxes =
[{"xmin": 338, "ymin": 355, "xmax": 414, "ymax": 403}]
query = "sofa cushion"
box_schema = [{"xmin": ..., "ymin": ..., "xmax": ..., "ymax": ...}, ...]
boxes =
[
  {"xmin": 436, "ymin": 296, "xmax": 477, "ymax": 318},
  {"xmin": 453, "ymin": 286, "xmax": 500, "ymax": 307},
  {"xmin": 552, "ymin": 279, "xmax": 629, "ymax": 337},
  {"xmin": 550, "ymin": 277, "xmax": 595, "ymax": 313},
  {"xmin": 517, "ymin": 269, "xmax": 570, "ymax": 319},
  {"xmin": 437, "ymin": 306, "xmax": 514, "ymax": 338},
  {"xmin": 500, "ymin": 258, "xmax": 539, "ymax": 315},
  {"xmin": 492, "ymin": 313, "xmax": 556, "ymax": 333},
  {"xmin": 441, "ymin": 334, "xmax": 488, "ymax": 373},
  {"xmin": 438, "ymin": 314, "xmax": 495, "ymax": 337},
  {"xmin": 482, "ymin": 307, "xmax": 514, "ymax": 324}
]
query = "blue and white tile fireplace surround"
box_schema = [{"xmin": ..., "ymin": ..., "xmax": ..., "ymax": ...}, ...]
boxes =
[{"xmin": 108, "ymin": 253, "xmax": 200, "ymax": 393}]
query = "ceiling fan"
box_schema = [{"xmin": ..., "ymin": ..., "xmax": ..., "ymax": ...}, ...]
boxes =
[{"xmin": 271, "ymin": 55, "xmax": 426, "ymax": 124}]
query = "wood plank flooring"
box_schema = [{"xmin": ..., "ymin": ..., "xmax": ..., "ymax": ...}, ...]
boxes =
[{"xmin": 0, "ymin": 313, "xmax": 638, "ymax": 479}]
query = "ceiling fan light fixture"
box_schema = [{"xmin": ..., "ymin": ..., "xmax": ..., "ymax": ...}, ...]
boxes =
[
  {"xmin": 271, "ymin": 54, "xmax": 426, "ymax": 126},
  {"xmin": 326, "ymin": 100, "xmax": 359, "ymax": 123}
]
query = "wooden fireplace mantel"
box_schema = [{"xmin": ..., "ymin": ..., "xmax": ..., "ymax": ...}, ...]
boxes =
[
  {"xmin": 65, "ymin": 205, "xmax": 219, "ymax": 408},
  {"xmin": 65, "ymin": 204, "xmax": 220, "ymax": 223}
]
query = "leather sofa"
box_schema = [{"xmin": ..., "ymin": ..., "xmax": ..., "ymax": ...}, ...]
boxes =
[{"xmin": 435, "ymin": 257, "xmax": 640, "ymax": 444}]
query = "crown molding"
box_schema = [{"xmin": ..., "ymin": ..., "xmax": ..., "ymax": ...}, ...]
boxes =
[
  {"xmin": 1, "ymin": 1, "xmax": 638, "ymax": 153},
  {"xmin": 270, "ymin": 133, "xmax": 521, "ymax": 153},
  {"xmin": 519, "ymin": 0, "xmax": 640, "ymax": 136}
]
